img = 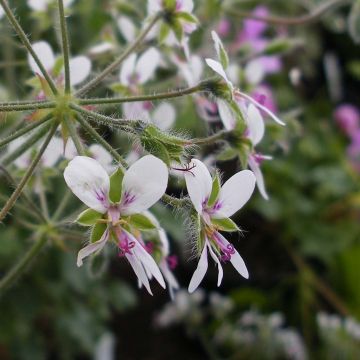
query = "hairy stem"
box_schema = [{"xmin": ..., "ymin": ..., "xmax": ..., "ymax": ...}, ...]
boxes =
[
  {"xmin": 57, "ymin": 0, "xmax": 71, "ymax": 93},
  {"xmin": 0, "ymin": 234, "xmax": 48, "ymax": 295},
  {"xmin": 0, "ymin": 113, "xmax": 53, "ymax": 149},
  {"xmin": 78, "ymin": 83, "xmax": 204, "ymax": 106},
  {"xmin": 63, "ymin": 116, "xmax": 85, "ymax": 155},
  {"xmin": 0, "ymin": 0, "xmax": 58, "ymax": 94},
  {"xmin": 0, "ymin": 122, "xmax": 58, "ymax": 222},
  {"xmin": 191, "ymin": 130, "xmax": 230, "ymax": 145},
  {"xmin": 224, "ymin": 0, "xmax": 350, "ymax": 26},
  {"xmin": 75, "ymin": 13, "xmax": 161, "ymax": 97},
  {"xmin": 0, "ymin": 101, "xmax": 56, "ymax": 112},
  {"xmin": 74, "ymin": 114, "xmax": 128, "ymax": 168}
]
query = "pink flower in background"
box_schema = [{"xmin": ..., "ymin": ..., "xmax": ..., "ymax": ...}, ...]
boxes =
[
  {"xmin": 217, "ymin": 19, "xmax": 231, "ymax": 37},
  {"xmin": 252, "ymin": 84, "xmax": 278, "ymax": 114},
  {"xmin": 334, "ymin": 104, "xmax": 360, "ymax": 138},
  {"xmin": 347, "ymin": 130, "xmax": 360, "ymax": 172}
]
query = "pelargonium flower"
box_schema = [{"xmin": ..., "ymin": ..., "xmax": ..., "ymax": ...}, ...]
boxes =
[
  {"xmin": 205, "ymin": 31, "xmax": 285, "ymax": 129},
  {"xmin": 182, "ymin": 159, "xmax": 256, "ymax": 292},
  {"xmin": 28, "ymin": 41, "xmax": 91, "ymax": 89},
  {"xmin": 120, "ymin": 47, "xmax": 160, "ymax": 89},
  {"xmin": 334, "ymin": 104, "xmax": 360, "ymax": 138},
  {"xmin": 64, "ymin": 155, "xmax": 169, "ymax": 294}
]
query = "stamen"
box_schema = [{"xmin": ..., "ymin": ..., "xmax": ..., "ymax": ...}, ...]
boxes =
[
  {"xmin": 172, "ymin": 163, "xmax": 197, "ymax": 176},
  {"xmin": 167, "ymin": 255, "xmax": 178, "ymax": 270}
]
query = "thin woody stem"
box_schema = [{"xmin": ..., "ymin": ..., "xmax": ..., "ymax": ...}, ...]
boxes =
[
  {"xmin": 63, "ymin": 116, "xmax": 85, "ymax": 155},
  {"xmin": 57, "ymin": 0, "xmax": 71, "ymax": 94},
  {"xmin": 224, "ymin": 0, "xmax": 350, "ymax": 26},
  {"xmin": 0, "ymin": 113, "xmax": 53, "ymax": 149},
  {"xmin": 78, "ymin": 83, "xmax": 204, "ymax": 106},
  {"xmin": 0, "ymin": 101, "xmax": 56, "ymax": 112},
  {"xmin": 0, "ymin": 0, "xmax": 58, "ymax": 95},
  {"xmin": 74, "ymin": 113, "xmax": 128, "ymax": 168},
  {"xmin": 75, "ymin": 13, "xmax": 161, "ymax": 97},
  {"xmin": 0, "ymin": 121, "xmax": 58, "ymax": 223},
  {"xmin": 0, "ymin": 233, "xmax": 48, "ymax": 295}
]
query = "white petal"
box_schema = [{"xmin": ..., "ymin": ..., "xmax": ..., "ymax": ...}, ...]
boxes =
[
  {"xmin": 213, "ymin": 170, "xmax": 256, "ymax": 218},
  {"xmin": 120, "ymin": 53, "xmax": 137, "ymax": 85},
  {"xmin": 184, "ymin": 159, "xmax": 212, "ymax": 214},
  {"xmin": 247, "ymin": 104, "xmax": 265, "ymax": 146},
  {"xmin": 68, "ymin": 56, "xmax": 91, "ymax": 86},
  {"xmin": 77, "ymin": 228, "xmax": 109, "ymax": 267},
  {"xmin": 217, "ymin": 99, "xmax": 236, "ymax": 130},
  {"xmin": 42, "ymin": 137, "xmax": 63, "ymax": 167},
  {"xmin": 123, "ymin": 102, "xmax": 151, "ymax": 122},
  {"xmin": 217, "ymin": 233, "xmax": 249, "ymax": 278},
  {"xmin": 63, "ymin": 138, "xmax": 78, "ymax": 159},
  {"xmin": 248, "ymin": 155, "xmax": 269, "ymax": 200},
  {"xmin": 207, "ymin": 243, "xmax": 224, "ymax": 287},
  {"xmin": 126, "ymin": 253, "xmax": 152, "ymax": 295},
  {"xmin": 89, "ymin": 42, "xmax": 114, "ymax": 56},
  {"xmin": 89, "ymin": 144, "xmax": 114, "ymax": 173},
  {"xmin": 147, "ymin": 0, "xmax": 162, "ymax": 14},
  {"xmin": 152, "ymin": 103, "xmax": 176, "ymax": 130},
  {"xmin": 133, "ymin": 236, "xmax": 166, "ymax": 289},
  {"xmin": 136, "ymin": 48, "xmax": 161, "ymax": 84},
  {"xmin": 227, "ymin": 63, "xmax": 239, "ymax": 85},
  {"xmin": 239, "ymin": 91, "xmax": 285, "ymax": 126},
  {"xmin": 0, "ymin": 6, "xmax": 4, "ymax": 18},
  {"xmin": 244, "ymin": 59, "xmax": 265, "ymax": 85},
  {"xmin": 211, "ymin": 31, "xmax": 223, "ymax": 60},
  {"xmin": 180, "ymin": 0, "xmax": 194, "ymax": 12},
  {"xmin": 121, "ymin": 155, "xmax": 168, "ymax": 215},
  {"xmin": 188, "ymin": 243, "xmax": 209, "ymax": 293},
  {"xmin": 7, "ymin": 135, "xmax": 32, "ymax": 169},
  {"xmin": 117, "ymin": 16, "xmax": 136, "ymax": 43},
  {"xmin": 205, "ymin": 58, "xmax": 233, "ymax": 90},
  {"xmin": 160, "ymin": 262, "xmax": 179, "ymax": 300},
  {"xmin": 64, "ymin": 156, "xmax": 110, "ymax": 213},
  {"xmin": 28, "ymin": 41, "xmax": 55, "ymax": 74}
]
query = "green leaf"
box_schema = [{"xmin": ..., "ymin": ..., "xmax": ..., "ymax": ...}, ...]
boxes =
[
  {"xmin": 90, "ymin": 223, "xmax": 107, "ymax": 243},
  {"xmin": 208, "ymin": 172, "xmax": 221, "ymax": 207},
  {"xmin": 171, "ymin": 19, "xmax": 184, "ymax": 42},
  {"xmin": 264, "ymin": 39, "xmax": 292, "ymax": 55},
  {"xmin": 211, "ymin": 217, "xmax": 239, "ymax": 232},
  {"xmin": 128, "ymin": 214, "xmax": 157, "ymax": 230},
  {"xmin": 216, "ymin": 147, "xmax": 238, "ymax": 161},
  {"xmin": 76, "ymin": 208, "xmax": 103, "ymax": 226},
  {"xmin": 348, "ymin": 0, "xmax": 360, "ymax": 44},
  {"xmin": 109, "ymin": 167, "xmax": 124, "ymax": 203},
  {"xmin": 141, "ymin": 137, "xmax": 171, "ymax": 165}
]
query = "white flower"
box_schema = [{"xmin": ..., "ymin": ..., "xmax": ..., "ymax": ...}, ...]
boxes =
[
  {"xmin": 28, "ymin": 41, "xmax": 91, "ymax": 87},
  {"xmin": 119, "ymin": 48, "xmax": 160, "ymax": 87},
  {"xmin": 117, "ymin": 16, "xmax": 137, "ymax": 43},
  {"xmin": 64, "ymin": 155, "xmax": 169, "ymax": 294},
  {"xmin": 205, "ymin": 31, "xmax": 285, "ymax": 129},
  {"xmin": 182, "ymin": 159, "xmax": 256, "ymax": 292}
]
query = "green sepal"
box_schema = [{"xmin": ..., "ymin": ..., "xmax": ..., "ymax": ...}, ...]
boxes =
[
  {"xmin": 145, "ymin": 124, "xmax": 188, "ymax": 146},
  {"xmin": 171, "ymin": 19, "xmax": 184, "ymax": 42},
  {"xmin": 214, "ymin": 32, "xmax": 229, "ymax": 70},
  {"xmin": 164, "ymin": 0, "xmax": 176, "ymax": 10},
  {"xmin": 216, "ymin": 146, "xmax": 238, "ymax": 161},
  {"xmin": 211, "ymin": 217, "xmax": 240, "ymax": 232},
  {"xmin": 176, "ymin": 12, "xmax": 198, "ymax": 24},
  {"xmin": 141, "ymin": 137, "xmax": 171, "ymax": 166},
  {"xmin": 158, "ymin": 23, "xmax": 171, "ymax": 43},
  {"xmin": 207, "ymin": 172, "xmax": 221, "ymax": 207},
  {"xmin": 90, "ymin": 223, "xmax": 107, "ymax": 242},
  {"xmin": 264, "ymin": 39, "xmax": 292, "ymax": 55},
  {"xmin": 109, "ymin": 167, "xmax": 124, "ymax": 203},
  {"xmin": 127, "ymin": 214, "xmax": 157, "ymax": 231},
  {"xmin": 76, "ymin": 208, "xmax": 103, "ymax": 226},
  {"xmin": 52, "ymin": 57, "xmax": 64, "ymax": 77}
]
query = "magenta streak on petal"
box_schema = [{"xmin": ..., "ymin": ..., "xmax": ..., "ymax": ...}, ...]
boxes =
[
  {"xmin": 213, "ymin": 232, "xmax": 236, "ymax": 263},
  {"xmin": 94, "ymin": 188, "xmax": 109, "ymax": 208},
  {"xmin": 117, "ymin": 230, "xmax": 136, "ymax": 257},
  {"xmin": 253, "ymin": 93, "xmax": 267, "ymax": 106},
  {"xmin": 127, "ymin": 73, "xmax": 140, "ymax": 85},
  {"xmin": 167, "ymin": 255, "xmax": 178, "ymax": 270},
  {"xmin": 122, "ymin": 191, "xmax": 136, "ymax": 206},
  {"xmin": 253, "ymin": 153, "xmax": 266, "ymax": 165},
  {"xmin": 144, "ymin": 242, "xmax": 154, "ymax": 254},
  {"xmin": 175, "ymin": 0, "xmax": 184, "ymax": 11}
]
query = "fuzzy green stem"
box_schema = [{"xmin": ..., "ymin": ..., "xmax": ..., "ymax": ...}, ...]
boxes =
[
  {"xmin": 0, "ymin": 0, "xmax": 58, "ymax": 95},
  {"xmin": 1, "ymin": 122, "xmax": 53, "ymax": 166},
  {"xmin": 63, "ymin": 116, "xmax": 85, "ymax": 155},
  {"xmin": 75, "ymin": 13, "xmax": 161, "ymax": 97},
  {"xmin": 0, "ymin": 113, "xmax": 53, "ymax": 149},
  {"xmin": 161, "ymin": 194, "xmax": 189, "ymax": 207},
  {"xmin": 78, "ymin": 83, "xmax": 204, "ymax": 106},
  {"xmin": 0, "ymin": 122, "xmax": 58, "ymax": 223},
  {"xmin": 0, "ymin": 101, "xmax": 56, "ymax": 112},
  {"xmin": 51, "ymin": 190, "xmax": 73, "ymax": 221},
  {"xmin": 224, "ymin": 0, "xmax": 350, "ymax": 26},
  {"xmin": 0, "ymin": 234, "xmax": 48, "ymax": 295},
  {"xmin": 191, "ymin": 130, "xmax": 230, "ymax": 145},
  {"xmin": 74, "ymin": 114, "xmax": 128, "ymax": 168},
  {"xmin": 70, "ymin": 103, "xmax": 136, "ymax": 129},
  {"xmin": 57, "ymin": 0, "xmax": 71, "ymax": 93}
]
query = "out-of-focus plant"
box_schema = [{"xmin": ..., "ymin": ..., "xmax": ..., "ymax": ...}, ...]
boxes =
[{"xmin": 0, "ymin": 0, "xmax": 359, "ymax": 358}]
